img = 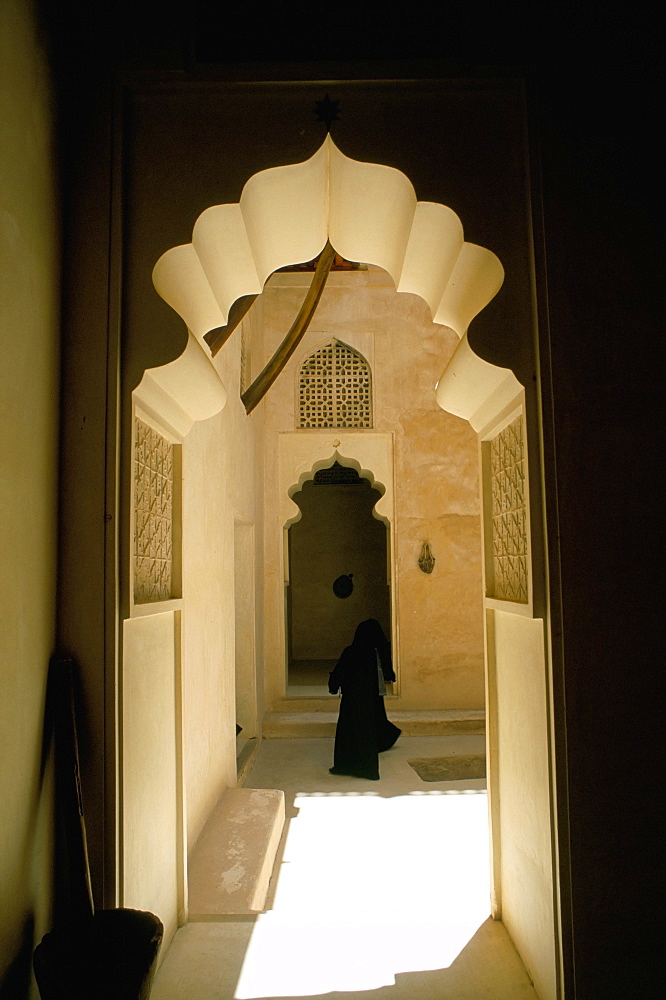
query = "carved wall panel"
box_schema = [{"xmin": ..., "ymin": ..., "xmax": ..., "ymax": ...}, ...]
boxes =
[
  {"xmin": 298, "ymin": 339, "xmax": 372, "ymax": 428},
  {"xmin": 489, "ymin": 415, "xmax": 528, "ymax": 602},
  {"xmin": 134, "ymin": 418, "xmax": 174, "ymax": 603},
  {"xmin": 240, "ymin": 322, "xmax": 251, "ymax": 395}
]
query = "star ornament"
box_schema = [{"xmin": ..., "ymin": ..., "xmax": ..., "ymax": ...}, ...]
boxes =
[{"xmin": 314, "ymin": 94, "xmax": 341, "ymax": 131}]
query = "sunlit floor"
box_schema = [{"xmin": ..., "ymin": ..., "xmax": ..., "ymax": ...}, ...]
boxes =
[{"xmin": 152, "ymin": 736, "xmax": 539, "ymax": 1000}]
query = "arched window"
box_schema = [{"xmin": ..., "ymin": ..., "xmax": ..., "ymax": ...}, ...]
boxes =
[{"xmin": 298, "ymin": 339, "xmax": 372, "ymax": 428}]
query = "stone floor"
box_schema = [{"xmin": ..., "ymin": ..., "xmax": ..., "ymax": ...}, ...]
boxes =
[{"xmin": 151, "ymin": 736, "xmax": 539, "ymax": 1000}]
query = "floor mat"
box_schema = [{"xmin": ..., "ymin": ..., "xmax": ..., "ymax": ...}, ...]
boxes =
[{"xmin": 407, "ymin": 754, "xmax": 486, "ymax": 782}]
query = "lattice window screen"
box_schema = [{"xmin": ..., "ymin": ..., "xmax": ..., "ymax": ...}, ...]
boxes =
[
  {"xmin": 134, "ymin": 418, "xmax": 174, "ymax": 603},
  {"xmin": 298, "ymin": 339, "xmax": 372, "ymax": 428},
  {"xmin": 313, "ymin": 461, "xmax": 361, "ymax": 485},
  {"xmin": 489, "ymin": 416, "xmax": 529, "ymax": 602}
]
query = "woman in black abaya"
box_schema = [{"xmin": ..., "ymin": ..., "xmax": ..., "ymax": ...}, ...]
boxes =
[{"xmin": 328, "ymin": 619, "xmax": 401, "ymax": 780}]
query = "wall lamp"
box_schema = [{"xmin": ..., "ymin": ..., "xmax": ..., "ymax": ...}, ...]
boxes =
[{"xmin": 418, "ymin": 542, "xmax": 435, "ymax": 574}]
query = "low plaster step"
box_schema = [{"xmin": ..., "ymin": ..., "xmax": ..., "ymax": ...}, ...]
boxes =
[
  {"xmin": 263, "ymin": 709, "xmax": 485, "ymax": 737},
  {"xmin": 188, "ymin": 787, "xmax": 285, "ymax": 918},
  {"xmin": 236, "ymin": 736, "xmax": 261, "ymax": 785}
]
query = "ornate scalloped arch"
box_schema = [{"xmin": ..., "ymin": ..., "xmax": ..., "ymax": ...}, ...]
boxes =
[
  {"xmin": 142, "ymin": 136, "xmax": 519, "ymax": 434},
  {"xmin": 285, "ymin": 450, "xmax": 388, "ymax": 529}
]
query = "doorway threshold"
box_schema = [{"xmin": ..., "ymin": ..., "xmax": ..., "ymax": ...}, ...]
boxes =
[
  {"xmin": 286, "ymin": 683, "xmax": 329, "ymax": 698},
  {"xmin": 263, "ymin": 709, "xmax": 486, "ymax": 738}
]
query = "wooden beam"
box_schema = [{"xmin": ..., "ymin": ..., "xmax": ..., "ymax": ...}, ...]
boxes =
[
  {"xmin": 241, "ymin": 240, "xmax": 336, "ymax": 415},
  {"xmin": 204, "ymin": 293, "xmax": 258, "ymax": 357}
]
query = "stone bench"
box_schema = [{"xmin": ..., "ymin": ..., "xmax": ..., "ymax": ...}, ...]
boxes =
[{"xmin": 188, "ymin": 787, "xmax": 285, "ymax": 917}]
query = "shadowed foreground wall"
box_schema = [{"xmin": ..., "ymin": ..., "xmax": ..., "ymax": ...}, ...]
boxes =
[{"xmin": 0, "ymin": 2, "xmax": 60, "ymax": 996}]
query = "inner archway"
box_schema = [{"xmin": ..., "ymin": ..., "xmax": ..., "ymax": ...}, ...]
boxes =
[
  {"xmin": 136, "ymin": 129, "xmax": 559, "ymax": 999},
  {"xmin": 287, "ymin": 461, "xmax": 390, "ymax": 693}
]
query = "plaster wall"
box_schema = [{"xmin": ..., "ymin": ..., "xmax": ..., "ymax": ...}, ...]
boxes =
[
  {"xmin": 0, "ymin": 2, "xmax": 59, "ymax": 993},
  {"xmin": 120, "ymin": 330, "xmax": 262, "ymax": 947},
  {"xmin": 122, "ymin": 614, "xmax": 179, "ymax": 944},
  {"xmin": 491, "ymin": 609, "xmax": 556, "ymax": 1000},
  {"xmin": 259, "ymin": 270, "xmax": 485, "ymax": 710},
  {"xmin": 180, "ymin": 332, "xmax": 263, "ymax": 850},
  {"xmin": 234, "ymin": 520, "xmax": 258, "ymax": 738}
]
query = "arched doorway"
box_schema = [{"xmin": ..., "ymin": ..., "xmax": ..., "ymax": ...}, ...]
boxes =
[
  {"xmin": 127, "ymin": 131, "xmax": 560, "ymax": 999},
  {"xmin": 287, "ymin": 461, "xmax": 390, "ymax": 693}
]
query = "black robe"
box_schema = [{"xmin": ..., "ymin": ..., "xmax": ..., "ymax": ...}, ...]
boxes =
[{"xmin": 328, "ymin": 637, "xmax": 401, "ymax": 780}]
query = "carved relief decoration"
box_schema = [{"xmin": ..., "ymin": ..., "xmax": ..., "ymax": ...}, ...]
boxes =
[
  {"xmin": 240, "ymin": 322, "xmax": 251, "ymax": 394},
  {"xmin": 134, "ymin": 419, "xmax": 174, "ymax": 603},
  {"xmin": 298, "ymin": 339, "xmax": 372, "ymax": 429},
  {"xmin": 490, "ymin": 416, "xmax": 528, "ymax": 602}
]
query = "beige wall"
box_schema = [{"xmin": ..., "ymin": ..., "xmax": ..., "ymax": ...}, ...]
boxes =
[
  {"xmin": 122, "ymin": 614, "xmax": 180, "ymax": 944},
  {"xmin": 259, "ymin": 269, "xmax": 485, "ymax": 710},
  {"xmin": 182, "ymin": 332, "xmax": 263, "ymax": 847},
  {"xmin": 120, "ymin": 323, "xmax": 264, "ymax": 948},
  {"xmin": 234, "ymin": 519, "xmax": 258, "ymax": 738},
  {"xmin": 0, "ymin": 1, "xmax": 60, "ymax": 993},
  {"xmin": 488, "ymin": 610, "xmax": 556, "ymax": 1000},
  {"xmin": 180, "ymin": 412, "xmax": 243, "ymax": 850},
  {"xmin": 479, "ymin": 402, "xmax": 557, "ymax": 1000}
]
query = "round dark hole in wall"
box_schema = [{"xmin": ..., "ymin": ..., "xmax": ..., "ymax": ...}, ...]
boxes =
[{"xmin": 333, "ymin": 573, "xmax": 354, "ymax": 599}]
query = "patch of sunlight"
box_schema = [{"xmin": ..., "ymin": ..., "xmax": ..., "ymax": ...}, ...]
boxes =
[{"xmin": 234, "ymin": 790, "xmax": 490, "ymax": 998}]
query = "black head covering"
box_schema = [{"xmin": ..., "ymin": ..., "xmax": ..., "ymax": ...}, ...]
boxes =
[
  {"xmin": 352, "ymin": 619, "xmax": 394, "ymax": 680},
  {"xmin": 353, "ymin": 618, "xmax": 385, "ymax": 649}
]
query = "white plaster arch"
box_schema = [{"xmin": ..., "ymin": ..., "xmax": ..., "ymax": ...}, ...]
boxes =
[
  {"xmin": 147, "ymin": 136, "xmax": 517, "ymax": 427},
  {"xmin": 133, "ymin": 331, "xmax": 227, "ymax": 438},
  {"xmin": 436, "ymin": 332, "xmax": 523, "ymax": 433},
  {"xmin": 285, "ymin": 449, "xmax": 389, "ymax": 529},
  {"xmin": 278, "ymin": 432, "xmax": 394, "ymax": 531}
]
